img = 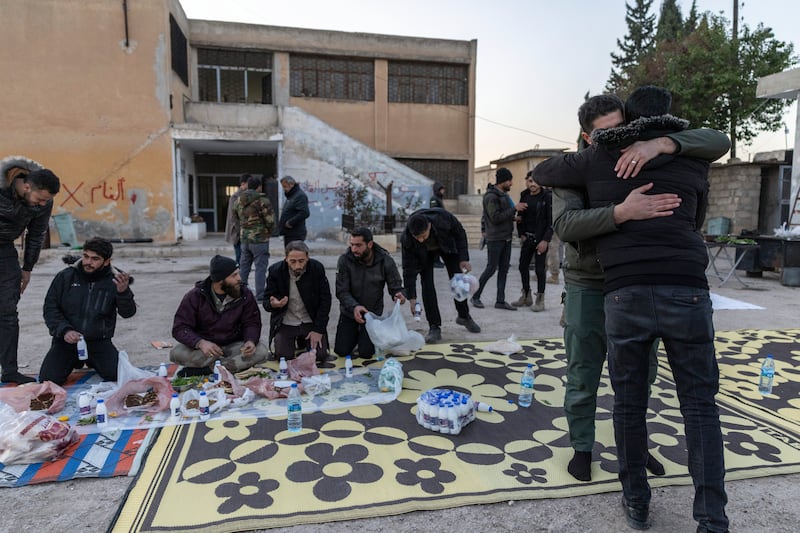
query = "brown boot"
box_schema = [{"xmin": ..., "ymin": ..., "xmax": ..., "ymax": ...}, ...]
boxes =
[
  {"xmin": 532, "ymin": 293, "xmax": 545, "ymax": 312},
  {"xmin": 512, "ymin": 289, "xmax": 532, "ymax": 307},
  {"xmin": 546, "ymin": 273, "xmax": 560, "ymax": 284}
]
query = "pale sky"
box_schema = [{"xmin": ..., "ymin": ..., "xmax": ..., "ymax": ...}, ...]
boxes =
[{"xmin": 180, "ymin": 0, "xmax": 798, "ymax": 166}]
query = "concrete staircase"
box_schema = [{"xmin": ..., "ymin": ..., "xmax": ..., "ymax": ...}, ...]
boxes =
[{"xmin": 454, "ymin": 213, "xmax": 483, "ymax": 248}]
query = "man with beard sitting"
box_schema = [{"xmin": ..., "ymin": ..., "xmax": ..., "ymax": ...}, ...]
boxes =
[
  {"xmin": 39, "ymin": 237, "xmax": 136, "ymax": 384},
  {"xmin": 170, "ymin": 255, "xmax": 268, "ymax": 377}
]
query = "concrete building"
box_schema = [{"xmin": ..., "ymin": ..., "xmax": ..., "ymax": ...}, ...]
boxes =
[
  {"xmin": 489, "ymin": 148, "xmax": 568, "ymax": 202},
  {"xmin": 1, "ymin": 0, "xmax": 476, "ymax": 242}
]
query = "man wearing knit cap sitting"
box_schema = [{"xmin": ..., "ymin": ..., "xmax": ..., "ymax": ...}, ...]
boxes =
[{"xmin": 170, "ymin": 255, "xmax": 268, "ymax": 377}]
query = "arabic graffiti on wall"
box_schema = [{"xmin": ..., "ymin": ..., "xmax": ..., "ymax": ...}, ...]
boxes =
[{"xmin": 60, "ymin": 178, "xmax": 130, "ymax": 208}]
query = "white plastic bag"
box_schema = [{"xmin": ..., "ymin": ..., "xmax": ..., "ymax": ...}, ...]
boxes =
[
  {"xmin": 0, "ymin": 402, "xmax": 78, "ymax": 465},
  {"xmin": 484, "ymin": 334, "xmax": 522, "ymax": 355},
  {"xmin": 116, "ymin": 350, "xmax": 154, "ymax": 385},
  {"xmin": 365, "ymin": 301, "xmax": 408, "ymax": 350}
]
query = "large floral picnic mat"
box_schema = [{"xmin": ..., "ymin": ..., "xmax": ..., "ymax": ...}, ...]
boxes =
[{"xmin": 111, "ymin": 329, "xmax": 800, "ymax": 533}]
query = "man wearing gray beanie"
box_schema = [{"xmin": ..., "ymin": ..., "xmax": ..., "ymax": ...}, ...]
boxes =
[{"xmin": 170, "ymin": 255, "xmax": 269, "ymax": 377}]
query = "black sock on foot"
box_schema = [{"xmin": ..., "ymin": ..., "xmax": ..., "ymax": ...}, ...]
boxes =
[
  {"xmin": 568, "ymin": 450, "xmax": 592, "ymax": 481},
  {"xmin": 646, "ymin": 453, "xmax": 665, "ymax": 476}
]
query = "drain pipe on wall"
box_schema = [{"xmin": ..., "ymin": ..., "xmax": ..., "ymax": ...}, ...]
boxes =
[{"xmin": 122, "ymin": 0, "xmax": 130, "ymax": 48}]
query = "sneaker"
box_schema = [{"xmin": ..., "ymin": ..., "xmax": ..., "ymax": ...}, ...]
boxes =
[
  {"xmin": 1, "ymin": 372, "xmax": 36, "ymax": 385},
  {"xmin": 470, "ymin": 297, "xmax": 484, "ymax": 308},
  {"xmin": 494, "ymin": 301, "xmax": 517, "ymax": 311},
  {"xmin": 456, "ymin": 316, "xmax": 481, "ymax": 333},
  {"xmin": 621, "ymin": 497, "xmax": 651, "ymax": 530},
  {"xmin": 425, "ymin": 326, "xmax": 442, "ymax": 343}
]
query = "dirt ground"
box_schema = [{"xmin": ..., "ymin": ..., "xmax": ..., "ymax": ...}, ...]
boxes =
[{"xmin": 3, "ymin": 236, "xmax": 799, "ymax": 532}]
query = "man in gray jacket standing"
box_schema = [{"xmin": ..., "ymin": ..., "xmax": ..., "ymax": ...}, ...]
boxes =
[{"xmin": 471, "ymin": 167, "xmax": 526, "ymax": 310}]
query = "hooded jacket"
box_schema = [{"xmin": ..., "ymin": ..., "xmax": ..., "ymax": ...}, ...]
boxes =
[
  {"xmin": 263, "ymin": 258, "xmax": 331, "ymax": 344},
  {"xmin": 44, "ymin": 263, "xmax": 137, "ymax": 341},
  {"xmin": 172, "ymin": 278, "xmax": 262, "ymax": 349},
  {"xmin": 482, "ymin": 183, "xmax": 516, "ymax": 242},
  {"xmin": 336, "ymin": 243, "xmax": 403, "ymax": 318},
  {"xmin": 429, "ymin": 182, "xmax": 445, "ymax": 209},
  {"xmin": 535, "ymin": 115, "xmax": 723, "ymax": 292},
  {"xmin": 234, "ymin": 189, "xmax": 275, "ymax": 243},
  {"xmin": 278, "ymin": 184, "xmax": 310, "ymax": 240},
  {"xmin": 0, "ymin": 178, "xmax": 52, "ymax": 271},
  {"xmin": 400, "ymin": 208, "xmax": 468, "ymax": 299}
]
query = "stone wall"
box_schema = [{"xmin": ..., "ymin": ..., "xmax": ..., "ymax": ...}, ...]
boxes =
[{"xmin": 706, "ymin": 161, "xmax": 762, "ymax": 234}]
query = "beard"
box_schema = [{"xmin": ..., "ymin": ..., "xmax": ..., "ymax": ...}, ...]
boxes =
[{"xmin": 221, "ymin": 280, "xmax": 241, "ymax": 299}]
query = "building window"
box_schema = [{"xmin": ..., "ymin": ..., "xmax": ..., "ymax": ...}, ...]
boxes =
[
  {"xmin": 779, "ymin": 165, "xmax": 792, "ymax": 225},
  {"xmin": 197, "ymin": 48, "xmax": 273, "ymax": 104},
  {"xmin": 388, "ymin": 61, "xmax": 468, "ymax": 105},
  {"xmin": 395, "ymin": 158, "xmax": 469, "ymax": 197},
  {"xmin": 170, "ymin": 15, "xmax": 188, "ymax": 86},
  {"xmin": 290, "ymin": 55, "xmax": 374, "ymax": 101}
]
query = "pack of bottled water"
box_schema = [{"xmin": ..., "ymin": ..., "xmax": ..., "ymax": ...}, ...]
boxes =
[
  {"xmin": 450, "ymin": 273, "xmax": 478, "ymax": 302},
  {"xmin": 415, "ymin": 388, "xmax": 492, "ymax": 435}
]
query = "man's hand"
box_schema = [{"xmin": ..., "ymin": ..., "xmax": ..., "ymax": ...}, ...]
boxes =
[
  {"xmin": 536, "ymin": 241, "xmax": 549, "ymax": 255},
  {"xmin": 354, "ymin": 305, "xmax": 368, "ymax": 324},
  {"xmin": 613, "ymin": 183, "xmax": 682, "ymax": 224},
  {"xmin": 20, "ymin": 270, "xmax": 31, "ymax": 295},
  {"xmin": 197, "ymin": 339, "xmax": 223, "ymax": 358},
  {"xmin": 515, "ymin": 202, "xmax": 528, "ymax": 212},
  {"xmin": 240, "ymin": 340, "xmax": 256, "ymax": 357},
  {"xmin": 285, "ymin": 222, "xmax": 293, "ymax": 229},
  {"xmin": 459, "ymin": 261, "xmax": 471, "ymax": 273},
  {"xmin": 615, "ymin": 137, "xmax": 678, "ymax": 178},
  {"xmin": 112, "ymin": 269, "xmax": 131, "ymax": 292},
  {"xmin": 269, "ymin": 295, "xmax": 289, "ymax": 308},
  {"xmin": 305, "ymin": 331, "xmax": 323, "ymax": 350},
  {"xmin": 64, "ymin": 330, "xmax": 81, "ymax": 344},
  {"xmin": 393, "ymin": 292, "xmax": 406, "ymax": 304},
  {"xmin": 408, "ymin": 298, "xmax": 417, "ymax": 318}
]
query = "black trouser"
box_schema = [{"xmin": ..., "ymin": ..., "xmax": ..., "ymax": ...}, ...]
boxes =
[
  {"xmin": 39, "ymin": 337, "xmax": 120, "ymax": 384},
  {"xmin": 274, "ymin": 323, "xmax": 330, "ymax": 361},
  {"xmin": 474, "ymin": 239, "xmax": 512, "ymax": 303},
  {"xmin": 334, "ymin": 315, "xmax": 375, "ymax": 358},
  {"xmin": 419, "ymin": 250, "xmax": 470, "ymax": 328},
  {"xmin": 519, "ymin": 236, "xmax": 548, "ymax": 294},
  {"xmin": 0, "ymin": 244, "xmax": 22, "ymax": 377}
]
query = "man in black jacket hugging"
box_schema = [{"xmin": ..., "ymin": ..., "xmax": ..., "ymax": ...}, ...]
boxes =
[{"xmin": 263, "ymin": 241, "xmax": 332, "ymax": 363}]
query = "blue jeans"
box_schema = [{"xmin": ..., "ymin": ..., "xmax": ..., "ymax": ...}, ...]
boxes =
[
  {"xmin": 474, "ymin": 239, "xmax": 512, "ymax": 303},
  {"xmin": 605, "ymin": 285, "xmax": 728, "ymax": 532},
  {"xmin": 239, "ymin": 241, "xmax": 270, "ymax": 301}
]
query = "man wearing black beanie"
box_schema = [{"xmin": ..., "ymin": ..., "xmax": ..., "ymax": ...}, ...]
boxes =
[
  {"xmin": 170, "ymin": 255, "xmax": 269, "ymax": 376},
  {"xmin": 471, "ymin": 167, "xmax": 527, "ymax": 310}
]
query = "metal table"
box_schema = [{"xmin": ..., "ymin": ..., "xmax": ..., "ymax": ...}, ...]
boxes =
[{"xmin": 705, "ymin": 242, "xmax": 759, "ymax": 288}]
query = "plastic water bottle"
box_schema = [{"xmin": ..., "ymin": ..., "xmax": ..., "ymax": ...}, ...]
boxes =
[
  {"xmin": 429, "ymin": 400, "xmax": 440, "ymax": 432},
  {"xmin": 199, "ymin": 391, "xmax": 210, "ymax": 421},
  {"xmin": 77, "ymin": 335, "xmax": 88, "ymax": 361},
  {"xmin": 213, "ymin": 360, "xmax": 222, "ymax": 382},
  {"xmin": 170, "ymin": 393, "xmax": 181, "ymax": 419},
  {"xmin": 78, "ymin": 392, "xmax": 92, "ymax": 421},
  {"xmin": 158, "ymin": 362, "xmax": 168, "ymax": 378},
  {"xmin": 287, "ymin": 383, "xmax": 302, "ymax": 432},
  {"xmin": 758, "ymin": 354, "xmax": 775, "ymax": 395},
  {"xmin": 474, "ymin": 401, "xmax": 494, "ymax": 413},
  {"xmin": 95, "ymin": 398, "xmax": 108, "ymax": 429},
  {"xmin": 345, "ymin": 355, "xmax": 353, "ymax": 377},
  {"xmin": 279, "ymin": 357, "xmax": 288, "ymax": 380},
  {"xmin": 519, "ymin": 364, "xmax": 535, "ymax": 407},
  {"xmin": 438, "ymin": 401, "xmax": 450, "ymax": 433},
  {"xmin": 414, "ymin": 302, "xmax": 422, "ymax": 321}
]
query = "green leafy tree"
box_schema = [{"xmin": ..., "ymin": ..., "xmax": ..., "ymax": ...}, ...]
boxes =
[{"xmin": 606, "ymin": 0, "xmax": 656, "ymax": 93}]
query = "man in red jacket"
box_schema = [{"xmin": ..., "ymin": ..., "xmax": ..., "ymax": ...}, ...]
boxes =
[{"xmin": 170, "ymin": 255, "xmax": 269, "ymax": 377}]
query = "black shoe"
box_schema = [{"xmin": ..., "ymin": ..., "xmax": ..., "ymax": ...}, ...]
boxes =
[
  {"xmin": 177, "ymin": 366, "xmax": 212, "ymax": 378},
  {"xmin": 470, "ymin": 297, "xmax": 484, "ymax": 308},
  {"xmin": 567, "ymin": 450, "xmax": 592, "ymax": 481},
  {"xmin": 433, "ymin": 260, "xmax": 445, "ymax": 269},
  {"xmin": 1, "ymin": 372, "xmax": 36, "ymax": 385},
  {"xmin": 494, "ymin": 301, "xmax": 517, "ymax": 311},
  {"xmin": 456, "ymin": 316, "xmax": 481, "ymax": 333},
  {"xmin": 425, "ymin": 326, "xmax": 442, "ymax": 344},
  {"xmin": 621, "ymin": 497, "xmax": 651, "ymax": 530},
  {"xmin": 696, "ymin": 526, "xmax": 729, "ymax": 533},
  {"xmin": 646, "ymin": 453, "xmax": 665, "ymax": 476}
]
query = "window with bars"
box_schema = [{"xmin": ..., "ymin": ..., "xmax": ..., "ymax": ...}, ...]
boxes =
[
  {"xmin": 395, "ymin": 158, "xmax": 469, "ymax": 197},
  {"xmin": 197, "ymin": 48, "xmax": 273, "ymax": 104},
  {"xmin": 290, "ymin": 54, "xmax": 374, "ymax": 101},
  {"xmin": 388, "ymin": 61, "xmax": 468, "ymax": 105}
]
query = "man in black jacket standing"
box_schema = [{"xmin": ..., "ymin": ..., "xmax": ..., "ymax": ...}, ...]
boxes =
[
  {"xmin": 0, "ymin": 158, "xmax": 61, "ymax": 384},
  {"xmin": 401, "ymin": 209, "xmax": 480, "ymax": 343},
  {"xmin": 264, "ymin": 241, "xmax": 332, "ymax": 363},
  {"xmin": 512, "ymin": 172, "xmax": 553, "ymax": 311},
  {"xmin": 39, "ymin": 238, "xmax": 136, "ymax": 384},
  {"xmin": 278, "ymin": 176, "xmax": 310, "ymax": 246},
  {"xmin": 334, "ymin": 227, "xmax": 404, "ymax": 359}
]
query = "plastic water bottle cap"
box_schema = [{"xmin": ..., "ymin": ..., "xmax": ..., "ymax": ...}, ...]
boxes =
[{"xmin": 291, "ymin": 383, "xmax": 298, "ymax": 388}]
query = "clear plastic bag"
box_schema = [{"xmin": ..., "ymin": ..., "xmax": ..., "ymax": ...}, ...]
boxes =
[
  {"xmin": 450, "ymin": 273, "xmax": 478, "ymax": 302},
  {"xmin": 0, "ymin": 402, "xmax": 78, "ymax": 465},
  {"xmin": 117, "ymin": 350, "xmax": 155, "ymax": 385},
  {"xmin": 365, "ymin": 301, "xmax": 406, "ymax": 349},
  {"xmin": 484, "ymin": 334, "xmax": 522, "ymax": 355},
  {"xmin": 378, "ymin": 358, "xmax": 404, "ymax": 393}
]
